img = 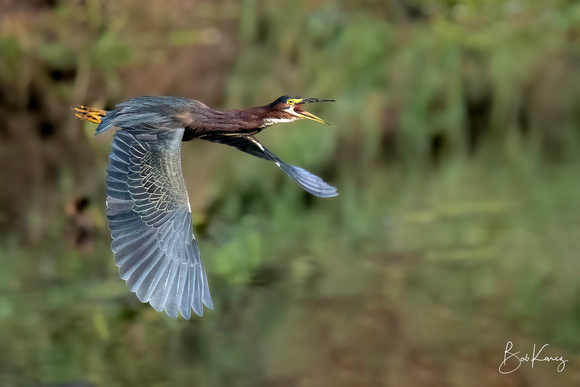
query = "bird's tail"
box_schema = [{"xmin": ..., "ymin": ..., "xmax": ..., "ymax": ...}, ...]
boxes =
[{"xmin": 73, "ymin": 105, "xmax": 107, "ymax": 124}]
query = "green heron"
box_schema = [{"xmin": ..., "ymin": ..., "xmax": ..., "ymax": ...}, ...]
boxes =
[{"xmin": 74, "ymin": 95, "xmax": 337, "ymax": 319}]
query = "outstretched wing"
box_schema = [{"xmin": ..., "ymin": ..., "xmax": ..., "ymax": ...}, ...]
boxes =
[
  {"xmin": 201, "ymin": 134, "xmax": 338, "ymax": 198},
  {"xmin": 106, "ymin": 128, "xmax": 213, "ymax": 319}
]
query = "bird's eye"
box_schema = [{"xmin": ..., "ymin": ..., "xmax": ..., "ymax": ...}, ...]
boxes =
[{"xmin": 287, "ymin": 99, "xmax": 295, "ymax": 105}]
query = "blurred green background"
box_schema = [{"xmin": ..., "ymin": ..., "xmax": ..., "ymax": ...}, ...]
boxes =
[{"xmin": 1, "ymin": 0, "xmax": 580, "ymax": 385}]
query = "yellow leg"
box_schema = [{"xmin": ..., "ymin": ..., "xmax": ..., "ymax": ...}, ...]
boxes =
[{"xmin": 73, "ymin": 105, "xmax": 106, "ymax": 124}]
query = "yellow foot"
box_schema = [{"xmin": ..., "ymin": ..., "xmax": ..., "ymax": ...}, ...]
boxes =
[{"xmin": 73, "ymin": 105, "xmax": 106, "ymax": 124}]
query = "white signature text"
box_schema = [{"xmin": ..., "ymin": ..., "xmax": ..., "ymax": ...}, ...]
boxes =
[{"xmin": 499, "ymin": 341, "xmax": 568, "ymax": 374}]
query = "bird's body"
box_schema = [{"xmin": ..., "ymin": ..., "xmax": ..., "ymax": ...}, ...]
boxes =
[{"xmin": 74, "ymin": 95, "xmax": 337, "ymax": 319}]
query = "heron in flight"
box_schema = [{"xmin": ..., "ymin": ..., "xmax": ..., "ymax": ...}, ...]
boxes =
[{"xmin": 74, "ymin": 95, "xmax": 337, "ymax": 319}]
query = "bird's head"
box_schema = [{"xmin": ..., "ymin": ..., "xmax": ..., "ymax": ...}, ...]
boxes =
[{"xmin": 264, "ymin": 95, "xmax": 334, "ymax": 126}]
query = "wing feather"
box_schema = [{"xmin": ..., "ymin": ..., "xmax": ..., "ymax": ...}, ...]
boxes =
[
  {"xmin": 201, "ymin": 134, "xmax": 338, "ymax": 198},
  {"xmin": 106, "ymin": 128, "xmax": 213, "ymax": 318}
]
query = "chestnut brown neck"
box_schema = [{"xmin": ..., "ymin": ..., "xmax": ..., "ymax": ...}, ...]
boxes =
[{"xmin": 182, "ymin": 105, "xmax": 288, "ymax": 141}]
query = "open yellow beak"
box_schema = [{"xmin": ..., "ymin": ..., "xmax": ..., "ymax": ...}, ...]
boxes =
[
  {"xmin": 296, "ymin": 109, "xmax": 333, "ymax": 125},
  {"xmin": 295, "ymin": 98, "xmax": 334, "ymax": 126}
]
